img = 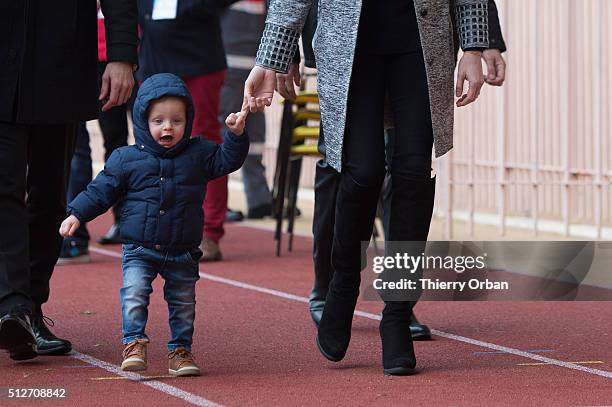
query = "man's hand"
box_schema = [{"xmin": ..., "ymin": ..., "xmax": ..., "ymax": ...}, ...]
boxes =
[
  {"xmin": 59, "ymin": 215, "xmax": 81, "ymax": 238},
  {"xmin": 226, "ymin": 105, "xmax": 249, "ymax": 136},
  {"xmin": 482, "ymin": 49, "xmax": 506, "ymax": 86},
  {"xmin": 99, "ymin": 61, "xmax": 135, "ymax": 112},
  {"xmin": 243, "ymin": 66, "xmax": 277, "ymax": 113},
  {"xmin": 456, "ymin": 50, "xmax": 485, "ymax": 107},
  {"xmin": 276, "ymin": 63, "xmax": 301, "ymax": 101}
]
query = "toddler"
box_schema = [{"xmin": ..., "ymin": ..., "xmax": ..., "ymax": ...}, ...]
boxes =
[{"xmin": 59, "ymin": 73, "xmax": 249, "ymax": 376}]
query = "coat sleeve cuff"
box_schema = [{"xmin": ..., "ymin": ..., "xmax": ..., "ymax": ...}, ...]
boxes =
[
  {"xmin": 67, "ymin": 207, "xmax": 86, "ymax": 223},
  {"xmin": 255, "ymin": 23, "xmax": 300, "ymax": 73},
  {"xmin": 224, "ymin": 128, "xmax": 249, "ymax": 144},
  {"xmin": 105, "ymin": 42, "xmax": 138, "ymax": 65},
  {"xmin": 455, "ymin": 0, "xmax": 489, "ymax": 50}
]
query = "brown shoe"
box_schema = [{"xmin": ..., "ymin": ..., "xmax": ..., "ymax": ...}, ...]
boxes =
[
  {"xmin": 168, "ymin": 348, "xmax": 201, "ymax": 376},
  {"xmin": 121, "ymin": 339, "xmax": 148, "ymax": 371},
  {"xmin": 199, "ymin": 239, "xmax": 222, "ymax": 262}
]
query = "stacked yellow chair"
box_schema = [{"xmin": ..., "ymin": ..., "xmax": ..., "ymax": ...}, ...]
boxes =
[{"xmin": 272, "ymin": 91, "xmax": 321, "ymax": 256}]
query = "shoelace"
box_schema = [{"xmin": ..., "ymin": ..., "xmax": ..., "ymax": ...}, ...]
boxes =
[
  {"xmin": 169, "ymin": 349, "xmax": 194, "ymax": 367},
  {"xmin": 124, "ymin": 340, "xmax": 146, "ymax": 357}
]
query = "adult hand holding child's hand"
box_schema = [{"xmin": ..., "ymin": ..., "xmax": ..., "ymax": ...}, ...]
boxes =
[
  {"xmin": 225, "ymin": 105, "xmax": 248, "ymax": 136},
  {"xmin": 59, "ymin": 215, "xmax": 81, "ymax": 238}
]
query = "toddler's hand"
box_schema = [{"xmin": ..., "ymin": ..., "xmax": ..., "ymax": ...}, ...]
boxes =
[
  {"xmin": 59, "ymin": 215, "xmax": 81, "ymax": 237},
  {"xmin": 225, "ymin": 106, "xmax": 248, "ymax": 136}
]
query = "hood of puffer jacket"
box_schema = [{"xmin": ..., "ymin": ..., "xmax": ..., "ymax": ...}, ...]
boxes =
[{"xmin": 132, "ymin": 73, "xmax": 194, "ymax": 158}]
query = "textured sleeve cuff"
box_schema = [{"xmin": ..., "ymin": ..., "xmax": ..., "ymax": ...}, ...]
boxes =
[
  {"xmin": 255, "ymin": 23, "xmax": 300, "ymax": 73},
  {"xmin": 455, "ymin": 0, "xmax": 489, "ymax": 50}
]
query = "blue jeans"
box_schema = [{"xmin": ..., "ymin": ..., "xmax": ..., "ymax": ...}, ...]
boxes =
[{"xmin": 120, "ymin": 244, "xmax": 201, "ymax": 351}]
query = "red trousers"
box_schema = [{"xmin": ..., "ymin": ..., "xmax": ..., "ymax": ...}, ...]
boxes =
[{"xmin": 184, "ymin": 71, "xmax": 226, "ymax": 243}]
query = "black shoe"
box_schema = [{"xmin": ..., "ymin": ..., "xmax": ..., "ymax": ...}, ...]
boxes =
[
  {"xmin": 247, "ymin": 203, "xmax": 273, "ymax": 219},
  {"xmin": 383, "ymin": 366, "xmax": 418, "ymax": 376},
  {"xmin": 309, "ymin": 300, "xmax": 325, "ymax": 327},
  {"xmin": 316, "ymin": 173, "xmax": 379, "ymax": 362},
  {"xmin": 226, "ymin": 208, "xmax": 244, "ymax": 223},
  {"xmin": 316, "ymin": 333, "xmax": 344, "ymax": 362},
  {"xmin": 316, "ymin": 281, "xmax": 359, "ymax": 362},
  {"xmin": 31, "ymin": 315, "xmax": 72, "ymax": 355},
  {"xmin": 97, "ymin": 223, "xmax": 121, "ymax": 245},
  {"xmin": 0, "ymin": 311, "xmax": 38, "ymax": 361},
  {"xmin": 410, "ymin": 313, "xmax": 431, "ymax": 341},
  {"xmin": 382, "ymin": 174, "xmax": 436, "ymax": 368},
  {"xmin": 380, "ymin": 302, "xmax": 417, "ymax": 376},
  {"xmin": 57, "ymin": 242, "xmax": 90, "ymax": 266},
  {"xmin": 309, "ymin": 162, "xmax": 337, "ymax": 327},
  {"xmin": 308, "ymin": 279, "xmax": 329, "ymax": 327}
]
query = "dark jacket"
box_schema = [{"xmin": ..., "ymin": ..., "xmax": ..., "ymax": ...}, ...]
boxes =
[
  {"xmin": 299, "ymin": 0, "xmax": 506, "ymax": 70},
  {"xmin": 137, "ymin": 0, "xmax": 238, "ymax": 80},
  {"xmin": 301, "ymin": 0, "xmax": 318, "ymax": 68},
  {"xmin": 0, "ymin": 0, "xmax": 138, "ymax": 124},
  {"xmin": 68, "ymin": 73, "xmax": 249, "ymax": 251}
]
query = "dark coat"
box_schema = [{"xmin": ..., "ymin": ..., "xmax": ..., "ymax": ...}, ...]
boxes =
[
  {"xmin": 68, "ymin": 73, "xmax": 249, "ymax": 251},
  {"xmin": 137, "ymin": 0, "xmax": 238, "ymax": 81},
  {"xmin": 0, "ymin": 0, "xmax": 138, "ymax": 124},
  {"xmin": 299, "ymin": 0, "xmax": 506, "ymax": 70}
]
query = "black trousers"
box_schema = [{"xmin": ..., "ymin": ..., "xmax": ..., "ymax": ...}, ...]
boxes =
[
  {"xmin": 0, "ymin": 122, "xmax": 75, "ymax": 315},
  {"xmin": 97, "ymin": 61, "xmax": 132, "ymax": 222},
  {"xmin": 331, "ymin": 47, "xmax": 434, "ymax": 277}
]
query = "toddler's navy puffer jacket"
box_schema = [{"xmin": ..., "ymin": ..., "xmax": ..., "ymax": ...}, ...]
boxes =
[{"xmin": 68, "ymin": 73, "xmax": 249, "ymax": 251}]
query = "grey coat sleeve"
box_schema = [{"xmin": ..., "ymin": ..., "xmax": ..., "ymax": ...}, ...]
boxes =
[
  {"xmin": 454, "ymin": 0, "xmax": 489, "ymax": 50},
  {"xmin": 255, "ymin": 0, "xmax": 313, "ymax": 73}
]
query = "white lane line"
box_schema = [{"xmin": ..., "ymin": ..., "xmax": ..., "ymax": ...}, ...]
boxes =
[
  {"xmin": 72, "ymin": 352, "xmax": 222, "ymax": 407},
  {"xmin": 428, "ymin": 331, "xmax": 612, "ymax": 378},
  {"xmin": 91, "ymin": 246, "xmax": 122, "ymax": 258},
  {"xmin": 198, "ymin": 272, "xmax": 309, "ymax": 304},
  {"xmin": 89, "ymin": 246, "xmax": 612, "ymax": 380},
  {"xmin": 79, "ymin": 247, "xmax": 223, "ymax": 406},
  {"xmin": 196, "ymin": 271, "xmax": 612, "ymax": 380}
]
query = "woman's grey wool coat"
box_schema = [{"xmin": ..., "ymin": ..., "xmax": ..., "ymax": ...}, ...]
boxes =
[{"xmin": 256, "ymin": 0, "xmax": 490, "ymax": 172}]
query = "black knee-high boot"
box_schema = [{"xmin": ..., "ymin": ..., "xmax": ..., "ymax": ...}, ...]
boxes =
[
  {"xmin": 310, "ymin": 161, "xmax": 341, "ymax": 326},
  {"xmin": 316, "ymin": 172, "xmax": 381, "ymax": 361},
  {"xmin": 380, "ymin": 174, "xmax": 435, "ymax": 375}
]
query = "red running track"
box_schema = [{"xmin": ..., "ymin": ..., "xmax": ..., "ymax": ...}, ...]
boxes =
[{"xmin": 1, "ymin": 212, "xmax": 611, "ymax": 406}]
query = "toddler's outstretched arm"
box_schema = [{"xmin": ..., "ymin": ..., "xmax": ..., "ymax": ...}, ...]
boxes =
[
  {"xmin": 200, "ymin": 107, "xmax": 250, "ymax": 180},
  {"xmin": 65, "ymin": 149, "xmax": 126, "ymax": 227}
]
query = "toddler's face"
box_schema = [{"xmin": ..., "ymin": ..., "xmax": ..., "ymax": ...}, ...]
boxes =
[{"xmin": 148, "ymin": 97, "xmax": 187, "ymax": 149}]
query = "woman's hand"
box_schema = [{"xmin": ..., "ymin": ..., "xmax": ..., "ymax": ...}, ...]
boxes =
[
  {"xmin": 482, "ymin": 49, "xmax": 506, "ymax": 86},
  {"xmin": 243, "ymin": 66, "xmax": 277, "ymax": 113},
  {"xmin": 276, "ymin": 63, "xmax": 301, "ymax": 101},
  {"xmin": 456, "ymin": 50, "xmax": 485, "ymax": 107},
  {"xmin": 59, "ymin": 215, "xmax": 81, "ymax": 237},
  {"xmin": 226, "ymin": 106, "xmax": 248, "ymax": 136}
]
